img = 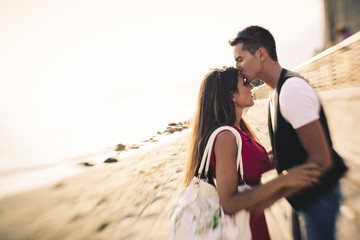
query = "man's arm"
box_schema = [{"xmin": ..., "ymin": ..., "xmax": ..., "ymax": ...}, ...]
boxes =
[
  {"xmin": 279, "ymin": 119, "xmax": 332, "ymax": 198},
  {"xmin": 295, "ymin": 119, "xmax": 333, "ymax": 171},
  {"xmin": 277, "ymin": 79, "xmax": 332, "ymax": 197}
]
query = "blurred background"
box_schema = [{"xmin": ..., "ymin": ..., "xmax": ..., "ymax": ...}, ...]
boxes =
[
  {"xmin": 0, "ymin": 0, "xmax": 359, "ymax": 196},
  {"xmin": 0, "ymin": 1, "xmax": 359, "ymax": 239}
]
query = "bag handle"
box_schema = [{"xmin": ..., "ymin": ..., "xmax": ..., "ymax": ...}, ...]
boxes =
[{"xmin": 197, "ymin": 126, "xmax": 245, "ymax": 182}]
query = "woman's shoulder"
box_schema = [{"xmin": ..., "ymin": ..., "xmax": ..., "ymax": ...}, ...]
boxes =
[
  {"xmin": 213, "ymin": 129, "xmax": 238, "ymax": 158},
  {"xmin": 215, "ymin": 129, "xmax": 237, "ymax": 145}
]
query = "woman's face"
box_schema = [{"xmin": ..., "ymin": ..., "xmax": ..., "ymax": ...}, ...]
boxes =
[{"xmin": 232, "ymin": 73, "xmax": 254, "ymax": 109}]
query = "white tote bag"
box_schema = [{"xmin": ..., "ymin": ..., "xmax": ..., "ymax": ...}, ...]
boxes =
[{"xmin": 169, "ymin": 126, "xmax": 252, "ymax": 240}]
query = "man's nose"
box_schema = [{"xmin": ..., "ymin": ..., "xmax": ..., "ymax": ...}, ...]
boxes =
[{"xmin": 235, "ymin": 62, "xmax": 242, "ymax": 71}]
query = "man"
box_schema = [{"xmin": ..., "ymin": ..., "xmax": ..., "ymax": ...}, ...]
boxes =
[{"xmin": 229, "ymin": 25, "xmax": 347, "ymax": 240}]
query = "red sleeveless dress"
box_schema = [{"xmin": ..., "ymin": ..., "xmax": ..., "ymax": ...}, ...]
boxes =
[{"xmin": 209, "ymin": 125, "xmax": 272, "ymax": 240}]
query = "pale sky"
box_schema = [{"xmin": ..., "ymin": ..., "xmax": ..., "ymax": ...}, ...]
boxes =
[{"xmin": 0, "ymin": 0, "xmax": 325, "ymax": 168}]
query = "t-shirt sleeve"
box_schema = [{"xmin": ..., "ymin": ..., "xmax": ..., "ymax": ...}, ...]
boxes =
[{"xmin": 279, "ymin": 77, "xmax": 320, "ymax": 129}]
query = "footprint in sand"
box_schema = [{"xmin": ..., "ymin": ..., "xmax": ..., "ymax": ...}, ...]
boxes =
[{"xmin": 96, "ymin": 222, "xmax": 110, "ymax": 232}]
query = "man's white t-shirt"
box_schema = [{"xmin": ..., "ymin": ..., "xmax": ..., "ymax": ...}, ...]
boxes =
[{"xmin": 269, "ymin": 77, "xmax": 320, "ymax": 130}]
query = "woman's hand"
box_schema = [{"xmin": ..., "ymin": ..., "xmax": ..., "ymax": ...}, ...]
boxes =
[{"xmin": 282, "ymin": 163, "xmax": 322, "ymax": 188}]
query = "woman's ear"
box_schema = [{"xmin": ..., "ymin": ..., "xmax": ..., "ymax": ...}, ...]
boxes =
[{"xmin": 231, "ymin": 93, "xmax": 236, "ymax": 103}]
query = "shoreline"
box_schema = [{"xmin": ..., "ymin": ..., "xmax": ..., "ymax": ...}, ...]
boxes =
[
  {"xmin": 0, "ymin": 128, "xmax": 190, "ymax": 240},
  {"xmin": 0, "ymin": 121, "xmax": 190, "ymax": 200},
  {"xmin": 0, "ymin": 88, "xmax": 359, "ymax": 239}
]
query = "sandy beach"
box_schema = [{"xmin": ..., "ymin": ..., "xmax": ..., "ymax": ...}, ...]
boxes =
[
  {"xmin": 0, "ymin": 87, "xmax": 359, "ymax": 240},
  {"xmin": 0, "ymin": 129, "xmax": 190, "ymax": 240}
]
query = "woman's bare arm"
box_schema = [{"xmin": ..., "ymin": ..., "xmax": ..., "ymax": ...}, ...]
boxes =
[{"xmin": 215, "ymin": 131, "xmax": 321, "ymax": 215}]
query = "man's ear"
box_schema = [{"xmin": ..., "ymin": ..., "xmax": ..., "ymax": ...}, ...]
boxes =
[{"xmin": 258, "ymin": 47, "xmax": 267, "ymax": 61}]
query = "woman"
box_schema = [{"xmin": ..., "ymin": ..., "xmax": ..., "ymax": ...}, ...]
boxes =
[{"xmin": 184, "ymin": 67, "xmax": 322, "ymax": 239}]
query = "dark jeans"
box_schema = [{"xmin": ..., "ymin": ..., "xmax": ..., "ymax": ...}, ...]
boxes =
[{"xmin": 292, "ymin": 182, "xmax": 341, "ymax": 240}]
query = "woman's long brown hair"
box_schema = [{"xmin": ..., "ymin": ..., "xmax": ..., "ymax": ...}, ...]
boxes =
[{"xmin": 183, "ymin": 67, "xmax": 258, "ymax": 186}]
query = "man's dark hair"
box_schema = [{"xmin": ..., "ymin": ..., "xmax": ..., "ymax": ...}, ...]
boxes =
[{"xmin": 229, "ymin": 25, "xmax": 278, "ymax": 61}]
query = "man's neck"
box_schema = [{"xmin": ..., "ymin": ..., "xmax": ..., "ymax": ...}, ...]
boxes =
[{"xmin": 260, "ymin": 62, "xmax": 282, "ymax": 89}]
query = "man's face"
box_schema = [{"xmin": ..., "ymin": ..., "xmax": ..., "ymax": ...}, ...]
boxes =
[{"xmin": 233, "ymin": 43, "xmax": 261, "ymax": 82}]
